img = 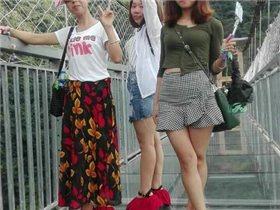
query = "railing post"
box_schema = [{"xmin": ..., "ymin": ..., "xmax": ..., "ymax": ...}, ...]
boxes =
[
  {"xmin": 50, "ymin": 60, "xmax": 60, "ymax": 203},
  {"xmin": 259, "ymin": 9, "xmax": 262, "ymax": 48},
  {"xmin": 0, "ymin": 65, "xmax": 2, "ymax": 210},
  {"xmin": 13, "ymin": 67, "xmax": 26, "ymax": 210},
  {"xmin": 249, "ymin": 45, "xmax": 251, "ymax": 66},
  {"xmin": 121, "ymin": 70, "xmax": 128, "ymax": 164},
  {"xmin": 33, "ymin": 69, "xmax": 44, "ymax": 209},
  {"xmin": 2, "ymin": 65, "xmax": 15, "ymax": 210},
  {"xmin": 254, "ymin": 27, "xmax": 257, "ymax": 59},
  {"xmin": 251, "ymin": 38, "xmax": 254, "ymax": 63},
  {"xmin": 268, "ymin": 0, "xmax": 270, "ymax": 26},
  {"xmin": 24, "ymin": 68, "xmax": 36, "ymax": 210},
  {"xmin": 266, "ymin": 76, "xmax": 274, "ymax": 140},
  {"xmin": 42, "ymin": 70, "xmax": 52, "ymax": 205}
]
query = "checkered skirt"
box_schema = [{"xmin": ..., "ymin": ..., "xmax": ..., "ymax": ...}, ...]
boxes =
[{"xmin": 156, "ymin": 70, "xmax": 224, "ymax": 131}]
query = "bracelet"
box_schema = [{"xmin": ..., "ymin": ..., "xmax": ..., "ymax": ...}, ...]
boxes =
[
  {"xmin": 109, "ymin": 40, "xmax": 119, "ymax": 45},
  {"xmin": 215, "ymin": 60, "xmax": 226, "ymax": 70}
]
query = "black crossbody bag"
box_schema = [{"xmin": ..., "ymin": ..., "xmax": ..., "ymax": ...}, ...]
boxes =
[{"xmin": 50, "ymin": 27, "xmax": 74, "ymax": 117}]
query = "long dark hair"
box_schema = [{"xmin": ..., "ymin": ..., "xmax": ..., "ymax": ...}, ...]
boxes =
[
  {"xmin": 129, "ymin": 0, "xmax": 164, "ymax": 28},
  {"xmin": 164, "ymin": 0, "xmax": 214, "ymax": 27}
]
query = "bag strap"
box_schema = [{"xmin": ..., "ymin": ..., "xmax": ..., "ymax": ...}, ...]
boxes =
[
  {"xmin": 57, "ymin": 27, "xmax": 74, "ymax": 79},
  {"xmin": 174, "ymin": 27, "xmax": 214, "ymax": 85},
  {"xmin": 146, "ymin": 29, "xmax": 155, "ymax": 56}
]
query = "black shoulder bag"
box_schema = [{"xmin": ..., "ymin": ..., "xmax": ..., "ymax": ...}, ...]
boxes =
[
  {"xmin": 50, "ymin": 27, "xmax": 74, "ymax": 117},
  {"xmin": 174, "ymin": 27, "xmax": 240, "ymax": 132},
  {"xmin": 146, "ymin": 30, "xmax": 155, "ymax": 56}
]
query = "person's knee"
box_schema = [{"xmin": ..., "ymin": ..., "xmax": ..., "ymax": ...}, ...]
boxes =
[
  {"xmin": 154, "ymin": 132, "xmax": 161, "ymax": 142},
  {"xmin": 139, "ymin": 143, "xmax": 155, "ymax": 152},
  {"xmin": 138, "ymin": 135, "xmax": 155, "ymax": 151},
  {"xmin": 197, "ymin": 153, "xmax": 206, "ymax": 168},
  {"xmin": 154, "ymin": 137, "xmax": 162, "ymax": 150},
  {"xmin": 179, "ymin": 153, "xmax": 197, "ymax": 173}
]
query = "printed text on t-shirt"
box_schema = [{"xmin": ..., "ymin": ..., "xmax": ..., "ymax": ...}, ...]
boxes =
[{"xmin": 68, "ymin": 35, "xmax": 96, "ymax": 57}]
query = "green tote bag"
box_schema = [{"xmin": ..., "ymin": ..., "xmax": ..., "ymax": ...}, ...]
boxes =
[{"xmin": 212, "ymin": 88, "xmax": 240, "ymax": 132}]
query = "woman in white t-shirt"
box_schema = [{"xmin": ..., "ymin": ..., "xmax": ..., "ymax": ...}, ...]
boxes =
[
  {"xmin": 0, "ymin": 0, "xmax": 122, "ymax": 209},
  {"xmin": 125, "ymin": 1, "xmax": 171, "ymax": 210}
]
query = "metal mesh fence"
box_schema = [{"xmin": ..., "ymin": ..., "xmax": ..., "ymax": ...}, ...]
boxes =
[
  {"xmin": 0, "ymin": 0, "xmax": 135, "ymax": 66},
  {"xmin": 244, "ymin": 10, "xmax": 280, "ymax": 82}
]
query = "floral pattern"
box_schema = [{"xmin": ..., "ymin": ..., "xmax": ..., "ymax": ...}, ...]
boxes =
[{"xmin": 58, "ymin": 79, "xmax": 122, "ymax": 209}]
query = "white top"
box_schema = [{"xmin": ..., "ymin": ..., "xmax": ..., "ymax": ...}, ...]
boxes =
[
  {"xmin": 125, "ymin": 30, "xmax": 137, "ymax": 70},
  {"xmin": 125, "ymin": 0, "xmax": 162, "ymax": 98},
  {"xmin": 55, "ymin": 22, "xmax": 120, "ymax": 82}
]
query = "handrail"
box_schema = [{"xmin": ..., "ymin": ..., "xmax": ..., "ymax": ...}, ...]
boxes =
[
  {"xmin": 248, "ymin": 52, "xmax": 280, "ymax": 83},
  {"xmin": 0, "ymin": 34, "xmax": 62, "ymax": 60},
  {"xmin": 0, "ymin": 34, "xmax": 127, "ymax": 72}
]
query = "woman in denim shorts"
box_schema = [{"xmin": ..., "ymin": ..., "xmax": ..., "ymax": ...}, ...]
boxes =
[{"xmin": 125, "ymin": 1, "xmax": 171, "ymax": 210}]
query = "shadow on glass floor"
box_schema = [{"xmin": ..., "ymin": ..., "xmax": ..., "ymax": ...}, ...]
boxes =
[{"xmin": 116, "ymin": 118, "xmax": 280, "ymax": 210}]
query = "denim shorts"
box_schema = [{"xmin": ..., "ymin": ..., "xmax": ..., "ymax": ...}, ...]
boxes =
[{"xmin": 127, "ymin": 72, "xmax": 155, "ymax": 123}]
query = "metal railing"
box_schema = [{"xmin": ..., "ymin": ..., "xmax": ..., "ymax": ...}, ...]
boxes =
[
  {"xmin": 243, "ymin": 51, "xmax": 280, "ymax": 156},
  {"xmin": 240, "ymin": 9, "xmax": 280, "ymax": 206},
  {"xmin": 242, "ymin": 10, "xmax": 280, "ymax": 201},
  {"xmin": 243, "ymin": 10, "xmax": 280, "ymax": 153}
]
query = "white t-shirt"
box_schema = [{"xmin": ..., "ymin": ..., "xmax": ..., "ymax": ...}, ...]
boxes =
[{"xmin": 55, "ymin": 22, "xmax": 120, "ymax": 82}]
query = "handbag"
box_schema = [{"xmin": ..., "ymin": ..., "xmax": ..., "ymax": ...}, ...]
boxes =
[
  {"xmin": 174, "ymin": 27, "xmax": 240, "ymax": 132},
  {"xmin": 50, "ymin": 27, "xmax": 74, "ymax": 117},
  {"xmin": 225, "ymin": 58, "xmax": 254, "ymax": 114},
  {"xmin": 227, "ymin": 58, "xmax": 254, "ymax": 105}
]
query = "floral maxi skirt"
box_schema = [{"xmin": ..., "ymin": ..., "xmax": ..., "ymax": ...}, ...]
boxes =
[{"xmin": 58, "ymin": 79, "xmax": 122, "ymax": 209}]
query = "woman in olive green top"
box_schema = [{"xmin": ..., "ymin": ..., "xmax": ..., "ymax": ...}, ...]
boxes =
[{"xmin": 153, "ymin": 1, "xmax": 236, "ymax": 210}]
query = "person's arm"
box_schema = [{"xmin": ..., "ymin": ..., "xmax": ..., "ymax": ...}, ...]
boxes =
[
  {"xmin": 210, "ymin": 20, "xmax": 236, "ymax": 74},
  {"xmin": 153, "ymin": 27, "xmax": 166, "ymax": 124},
  {"xmin": 98, "ymin": 0, "xmax": 122, "ymax": 63},
  {"xmin": 104, "ymin": 26, "xmax": 122, "ymax": 63},
  {"xmin": 209, "ymin": 19, "xmax": 224, "ymax": 74},
  {"xmin": 0, "ymin": 26, "xmax": 59, "ymax": 45},
  {"xmin": 142, "ymin": 0, "xmax": 162, "ymax": 40},
  {"xmin": 157, "ymin": 27, "xmax": 165, "ymax": 77},
  {"xmin": 153, "ymin": 77, "xmax": 162, "ymax": 124}
]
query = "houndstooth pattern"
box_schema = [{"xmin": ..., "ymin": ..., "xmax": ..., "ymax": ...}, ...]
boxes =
[{"xmin": 156, "ymin": 71, "xmax": 224, "ymax": 131}]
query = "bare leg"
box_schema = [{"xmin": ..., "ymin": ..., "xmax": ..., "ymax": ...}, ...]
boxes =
[
  {"xmin": 186, "ymin": 127, "xmax": 213, "ymax": 210},
  {"xmin": 133, "ymin": 117, "xmax": 157, "ymax": 195},
  {"xmin": 151, "ymin": 131, "xmax": 164, "ymax": 189},
  {"xmin": 167, "ymin": 128, "xmax": 206, "ymax": 210}
]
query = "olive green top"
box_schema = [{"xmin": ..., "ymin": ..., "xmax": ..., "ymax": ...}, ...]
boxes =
[{"xmin": 157, "ymin": 17, "xmax": 224, "ymax": 77}]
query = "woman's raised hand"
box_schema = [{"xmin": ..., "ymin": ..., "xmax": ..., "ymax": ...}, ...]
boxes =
[
  {"xmin": 222, "ymin": 34, "xmax": 237, "ymax": 56},
  {"xmin": 0, "ymin": 26, "xmax": 12, "ymax": 35},
  {"xmin": 98, "ymin": 0, "xmax": 114, "ymax": 28}
]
